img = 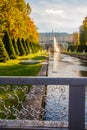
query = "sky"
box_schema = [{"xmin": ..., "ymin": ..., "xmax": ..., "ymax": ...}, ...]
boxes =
[{"xmin": 26, "ymin": 0, "xmax": 87, "ymax": 34}]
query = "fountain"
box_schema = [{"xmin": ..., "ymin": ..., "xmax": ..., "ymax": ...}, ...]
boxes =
[
  {"xmin": 52, "ymin": 37, "xmax": 60, "ymax": 72},
  {"xmin": 53, "ymin": 37, "xmax": 60, "ymax": 53}
]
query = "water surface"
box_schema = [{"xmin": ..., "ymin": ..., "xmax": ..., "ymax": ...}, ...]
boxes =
[{"xmin": 45, "ymin": 53, "xmax": 87, "ymax": 122}]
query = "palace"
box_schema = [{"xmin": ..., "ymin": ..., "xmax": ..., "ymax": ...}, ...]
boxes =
[{"xmin": 39, "ymin": 32, "xmax": 73, "ymax": 49}]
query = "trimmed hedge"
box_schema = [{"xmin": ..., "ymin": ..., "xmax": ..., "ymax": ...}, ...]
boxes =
[
  {"xmin": 0, "ymin": 39, "xmax": 9, "ymax": 62},
  {"xmin": 12, "ymin": 38, "xmax": 20, "ymax": 56},
  {"xmin": 17, "ymin": 38, "xmax": 26, "ymax": 56},
  {"xmin": 3, "ymin": 31, "xmax": 16, "ymax": 59}
]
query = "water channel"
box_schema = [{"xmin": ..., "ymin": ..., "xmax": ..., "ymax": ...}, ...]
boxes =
[{"xmin": 44, "ymin": 52, "xmax": 87, "ymax": 122}]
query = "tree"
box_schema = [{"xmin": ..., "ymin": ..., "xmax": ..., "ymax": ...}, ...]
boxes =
[
  {"xmin": 0, "ymin": 38, "xmax": 9, "ymax": 62},
  {"xmin": 79, "ymin": 17, "xmax": 87, "ymax": 45},
  {"xmin": 26, "ymin": 3, "xmax": 31, "ymax": 15},
  {"xmin": 17, "ymin": 38, "xmax": 25, "ymax": 56},
  {"xmin": 72, "ymin": 32, "xmax": 79, "ymax": 45},
  {"xmin": 21, "ymin": 38, "xmax": 28, "ymax": 55},
  {"xmin": 0, "ymin": 0, "xmax": 39, "ymax": 45},
  {"xmin": 2, "ymin": 31, "xmax": 16, "ymax": 59},
  {"xmin": 12, "ymin": 38, "xmax": 19, "ymax": 56},
  {"xmin": 25, "ymin": 39, "xmax": 30, "ymax": 54}
]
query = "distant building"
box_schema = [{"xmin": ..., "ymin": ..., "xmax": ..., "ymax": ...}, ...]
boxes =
[{"xmin": 39, "ymin": 32, "xmax": 73, "ymax": 49}]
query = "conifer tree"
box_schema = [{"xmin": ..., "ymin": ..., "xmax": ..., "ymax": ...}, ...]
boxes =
[
  {"xmin": 28, "ymin": 42, "xmax": 33, "ymax": 53},
  {"xmin": 12, "ymin": 38, "xmax": 20, "ymax": 56},
  {"xmin": 30, "ymin": 42, "xmax": 34, "ymax": 53},
  {"xmin": 0, "ymin": 39, "xmax": 9, "ymax": 62},
  {"xmin": 3, "ymin": 31, "xmax": 16, "ymax": 59},
  {"xmin": 17, "ymin": 38, "xmax": 25, "ymax": 56},
  {"xmin": 21, "ymin": 38, "xmax": 28, "ymax": 55},
  {"xmin": 25, "ymin": 40, "xmax": 30, "ymax": 54}
]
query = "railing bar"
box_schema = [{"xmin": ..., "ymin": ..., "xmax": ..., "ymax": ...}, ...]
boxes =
[
  {"xmin": 69, "ymin": 85, "xmax": 85, "ymax": 130},
  {"xmin": 0, "ymin": 77, "xmax": 87, "ymax": 85},
  {"xmin": 0, "ymin": 128, "xmax": 69, "ymax": 130}
]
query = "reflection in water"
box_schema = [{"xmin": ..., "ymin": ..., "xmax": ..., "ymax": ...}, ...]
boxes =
[{"xmin": 45, "ymin": 53, "xmax": 87, "ymax": 122}]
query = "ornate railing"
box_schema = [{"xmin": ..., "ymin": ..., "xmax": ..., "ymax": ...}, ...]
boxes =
[{"xmin": 0, "ymin": 76, "xmax": 87, "ymax": 130}]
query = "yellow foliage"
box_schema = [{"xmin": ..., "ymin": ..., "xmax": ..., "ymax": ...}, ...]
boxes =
[{"xmin": 0, "ymin": 0, "xmax": 39, "ymax": 43}]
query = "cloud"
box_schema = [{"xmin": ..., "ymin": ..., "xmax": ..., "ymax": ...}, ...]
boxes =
[
  {"xmin": 77, "ymin": 7, "xmax": 87, "ymax": 14},
  {"xmin": 27, "ymin": 0, "xmax": 87, "ymax": 33},
  {"xmin": 45, "ymin": 9, "xmax": 63, "ymax": 15}
]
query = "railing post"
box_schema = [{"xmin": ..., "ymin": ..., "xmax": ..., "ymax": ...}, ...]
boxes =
[{"xmin": 69, "ymin": 85, "xmax": 85, "ymax": 130}]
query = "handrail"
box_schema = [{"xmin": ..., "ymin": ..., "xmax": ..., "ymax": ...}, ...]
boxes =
[
  {"xmin": 0, "ymin": 76, "xmax": 87, "ymax": 130},
  {"xmin": 0, "ymin": 76, "xmax": 87, "ymax": 85}
]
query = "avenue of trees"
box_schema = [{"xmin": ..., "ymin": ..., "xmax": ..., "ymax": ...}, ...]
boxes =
[
  {"xmin": 68, "ymin": 16, "xmax": 87, "ymax": 52},
  {"xmin": 0, "ymin": 0, "xmax": 42, "ymax": 62}
]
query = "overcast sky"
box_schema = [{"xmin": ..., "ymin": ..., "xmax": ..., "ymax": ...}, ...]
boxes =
[{"xmin": 26, "ymin": 0, "xmax": 87, "ymax": 33}]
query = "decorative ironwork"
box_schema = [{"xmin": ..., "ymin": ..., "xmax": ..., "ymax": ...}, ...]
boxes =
[
  {"xmin": 44, "ymin": 85, "xmax": 69, "ymax": 121},
  {"xmin": 0, "ymin": 77, "xmax": 86, "ymax": 129},
  {"xmin": 0, "ymin": 85, "xmax": 45, "ymax": 120},
  {"xmin": 0, "ymin": 84, "xmax": 68, "ymax": 127}
]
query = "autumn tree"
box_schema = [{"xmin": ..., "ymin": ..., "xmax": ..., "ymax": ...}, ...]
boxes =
[
  {"xmin": 0, "ymin": 0, "xmax": 40, "ymax": 60},
  {"xmin": 72, "ymin": 32, "xmax": 79, "ymax": 45},
  {"xmin": 0, "ymin": 0, "xmax": 39, "ymax": 42}
]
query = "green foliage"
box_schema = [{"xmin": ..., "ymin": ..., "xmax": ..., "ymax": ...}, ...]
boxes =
[
  {"xmin": 26, "ymin": 3, "xmax": 31, "ymax": 15},
  {"xmin": 25, "ymin": 39, "xmax": 30, "ymax": 54},
  {"xmin": 21, "ymin": 38, "xmax": 28, "ymax": 55},
  {"xmin": 67, "ymin": 44, "xmax": 75, "ymax": 52},
  {"xmin": 72, "ymin": 32, "xmax": 79, "ymax": 45},
  {"xmin": 80, "ymin": 17, "xmax": 87, "ymax": 45},
  {"xmin": 30, "ymin": 43, "xmax": 35, "ymax": 53},
  {"xmin": 0, "ymin": 38, "xmax": 9, "ymax": 62},
  {"xmin": 80, "ymin": 28, "xmax": 87, "ymax": 45},
  {"xmin": 67, "ymin": 44, "xmax": 87, "ymax": 52},
  {"xmin": 17, "ymin": 38, "xmax": 26, "ymax": 56},
  {"xmin": 26, "ymin": 41, "xmax": 33, "ymax": 53},
  {"xmin": 2, "ymin": 31, "xmax": 16, "ymax": 59},
  {"xmin": 0, "ymin": 84, "xmax": 30, "ymax": 119},
  {"xmin": 12, "ymin": 38, "xmax": 20, "ymax": 56},
  {"xmin": 77, "ymin": 45, "xmax": 87, "ymax": 52}
]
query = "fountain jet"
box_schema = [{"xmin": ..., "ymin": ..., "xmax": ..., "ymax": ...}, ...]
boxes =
[{"xmin": 53, "ymin": 37, "xmax": 60, "ymax": 53}]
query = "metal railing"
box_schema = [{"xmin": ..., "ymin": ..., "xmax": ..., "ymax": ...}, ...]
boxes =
[{"xmin": 0, "ymin": 76, "xmax": 87, "ymax": 130}]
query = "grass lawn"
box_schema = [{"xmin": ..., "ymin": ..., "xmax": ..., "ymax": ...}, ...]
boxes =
[
  {"xmin": 0, "ymin": 51, "xmax": 48, "ymax": 76},
  {"xmin": 0, "ymin": 51, "xmax": 48, "ymax": 119}
]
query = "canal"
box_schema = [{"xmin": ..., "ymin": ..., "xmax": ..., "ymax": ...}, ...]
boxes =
[{"xmin": 44, "ymin": 53, "xmax": 87, "ymax": 122}]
